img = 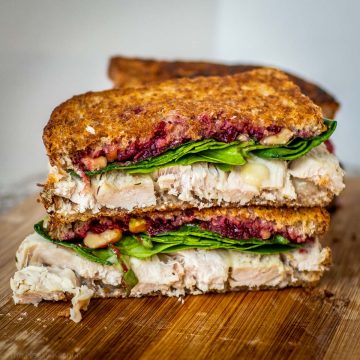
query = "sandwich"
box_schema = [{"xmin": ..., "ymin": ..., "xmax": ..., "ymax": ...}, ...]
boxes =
[
  {"xmin": 11, "ymin": 68, "xmax": 344, "ymax": 322},
  {"xmin": 109, "ymin": 56, "xmax": 340, "ymax": 119},
  {"xmin": 12, "ymin": 207, "xmax": 331, "ymax": 322},
  {"xmin": 41, "ymin": 68, "xmax": 343, "ymax": 216}
]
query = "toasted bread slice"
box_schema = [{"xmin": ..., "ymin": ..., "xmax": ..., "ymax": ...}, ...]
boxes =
[
  {"xmin": 44, "ymin": 68, "xmax": 324, "ymax": 171},
  {"xmin": 45, "ymin": 205, "xmax": 330, "ymax": 244},
  {"xmin": 109, "ymin": 56, "xmax": 339, "ymax": 118}
]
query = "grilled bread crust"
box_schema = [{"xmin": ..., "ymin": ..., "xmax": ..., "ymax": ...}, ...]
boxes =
[
  {"xmin": 44, "ymin": 68, "xmax": 324, "ymax": 170},
  {"xmin": 109, "ymin": 56, "xmax": 339, "ymax": 118},
  {"xmin": 46, "ymin": 206, "xmax": 330, "ymax": 240}
]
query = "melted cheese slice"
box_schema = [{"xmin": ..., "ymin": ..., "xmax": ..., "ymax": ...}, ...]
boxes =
[{"xmin": 240, "ymin": 163, "xmax": 270, "ymax": 188}]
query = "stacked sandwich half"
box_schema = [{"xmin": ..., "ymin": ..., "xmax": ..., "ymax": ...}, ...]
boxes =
[{"xmin": 11, "ymin": 68, "xmax": 344, "ymax": 322}]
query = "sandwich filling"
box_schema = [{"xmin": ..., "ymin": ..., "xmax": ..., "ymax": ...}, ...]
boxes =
[
  {"xmin": 12, "ymin": 232, "xmax": 331, "ymax": 322},
  {"xmin": 35, "ymin": 205, "xmax": 329, "ymax": 294},
  {"xmin": 43, "ymin": 143, "xmax": 344, "ymax": 214},
  {"xmin": 73, "ymin": 119, "xmax": 335, "ymax": 176},
  {"xmin": 35, "ymin": 221, "xmax": 304, "ymax": 295}
]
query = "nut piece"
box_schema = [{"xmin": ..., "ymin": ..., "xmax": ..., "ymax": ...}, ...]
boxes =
[
  {"xmin": 260, "ymin": 128, "xmax": 294, "ymax": 145},
  {"xmin": 129, "ymin": 218, "xmax": 148, "ymax": 233},
  {"xmin": 81, "ymin": 156, "xmax": 108, "ymax": 171},
  {"xmin": 84, "ymin": 229, "xmax": 122, "ymax": 249},
  {"xmin": 106, "ymin": 145, "xmax": 118, "ymax": 162}
]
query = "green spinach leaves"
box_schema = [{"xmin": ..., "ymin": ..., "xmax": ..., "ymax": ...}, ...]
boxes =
[{"xmin": 82, "ymin": 119, "xmax": 335, "ymax": 177}]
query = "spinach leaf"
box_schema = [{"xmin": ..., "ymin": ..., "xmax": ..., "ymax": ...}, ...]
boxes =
[
  {"xmin": 118, "ymin": 234, "xmax": 301, "ymax": 258},
  {"xmin": 79, "ymin": 120, "xmax": 335, "ymax": 177},
  {"xmin": 118, "ymin": 225, "xmax": 302, "ymax": 258},
  {"xmin": 35, "ymin": 222, "xmax": 302, "ymax": 263},
  {"xmin": 85, "ymin": 139, "xmax": 250, "ymax": 176},
  {"xmin": 34, "ymin": 221, "xmax": 139, "ymax": 292},
  {"xmin": 251, "ymin": 119, "xmax": 336, "ymax": 160},
  {"xmin": 34, "ymin": 222, "xmax": 116, "ymax": 266}
]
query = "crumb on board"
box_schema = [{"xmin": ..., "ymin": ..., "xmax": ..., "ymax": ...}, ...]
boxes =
[
  {"xmin": 304, "ymin": 287, "xmax": 350, "ymax": 309},
  {"xmin": 57, "ymin": 308, "xmax": 70, "ymax": 318},
  {"xmin": 324, "ymin": 289, "xmax": 335, "ymax": 298}
]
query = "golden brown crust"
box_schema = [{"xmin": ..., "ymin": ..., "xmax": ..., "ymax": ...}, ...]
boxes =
[
  {"xmin": 47, "ymin": 206, "xmax": 330, "ymax": 239},
  {"xmin": 44, "ymin": 68, "xmax": 324, "ymax": 169},
  {"xmin": 109, "ymin": 56, "xmax": 339, "ymax": 118}
]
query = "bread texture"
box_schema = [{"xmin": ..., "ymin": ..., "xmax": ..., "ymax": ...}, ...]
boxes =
[
  {"xmin": 45, "ymin": 206, "xmax": 330, "ymax": 243},
  {"xmin": 43, "ymin": 68, "xmax": 324, "ymax": 170},
  {"xmin": 109, "ymin": 56, "xmax": 339, "ymax": 119}
]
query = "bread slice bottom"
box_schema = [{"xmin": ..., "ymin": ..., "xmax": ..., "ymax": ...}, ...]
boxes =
[{"xmin": 11, "ymin": 232, "xmax": 331, "ymax": 322}]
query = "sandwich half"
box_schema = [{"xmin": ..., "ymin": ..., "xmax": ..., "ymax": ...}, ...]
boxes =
[
  {"xmin": 41, "ymin": 68, "xmax": 344, "ymax": 217},
  {"xmin": 11, "ymin": 206, "xmax": 331, "ymax": 322},
  {"xmin": 108, "ymin": 56, "xmax": 339, "ymax": 119},
  {"xmin": 11, "ymin": 67, "xmax": 343, "ymax": 322}
]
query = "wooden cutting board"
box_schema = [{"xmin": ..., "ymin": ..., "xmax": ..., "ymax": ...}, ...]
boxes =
[{"xmin": 0, "ymin": 178, "xmax": 360, "ymax": 359}]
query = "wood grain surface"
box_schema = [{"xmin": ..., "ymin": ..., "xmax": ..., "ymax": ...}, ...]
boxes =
[{"xmin": 0, "ymin": 178, "xmax": 359, "ymax": 360}]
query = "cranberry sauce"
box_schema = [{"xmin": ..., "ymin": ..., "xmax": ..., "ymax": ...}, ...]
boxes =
[{"xmin": 61, "ymin": 212, "xmax": 308, "ymax": 244}]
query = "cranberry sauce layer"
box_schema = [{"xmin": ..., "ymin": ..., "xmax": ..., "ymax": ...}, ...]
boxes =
[
  {"xmin": 74, "ymin": 119, "xmax": 289, "ymax": 172},
  {"xmin": 54, "ymin": 212, "xmax": 309, "ymax": 244}
]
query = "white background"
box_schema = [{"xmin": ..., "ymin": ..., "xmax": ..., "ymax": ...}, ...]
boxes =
[{"xmin": 0, "ymin": 0, "xmax": 359, "ymax": 192}]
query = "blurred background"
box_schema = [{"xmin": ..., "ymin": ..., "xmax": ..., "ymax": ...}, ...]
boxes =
[{"xmin": 0, "ymin": 0, "xmax": 359, "ymax": 211}]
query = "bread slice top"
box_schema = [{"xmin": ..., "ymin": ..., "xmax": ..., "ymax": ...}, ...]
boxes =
[
  {"xmin": 109, "ymin": 56, "xmax": 339, "ymax": 118},
  {"xmin": 44, "ymin": 68, "xmax": 324, "ymax": 169}
]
